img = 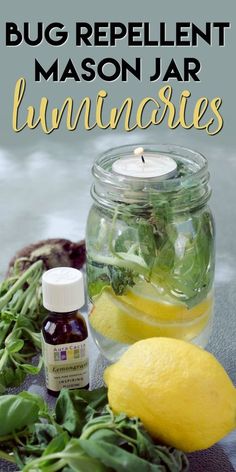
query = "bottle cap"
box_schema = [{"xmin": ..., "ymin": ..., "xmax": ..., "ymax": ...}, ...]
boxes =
[{"xmin": 42, "ymin": 267, "xmax": 85, "ymax": 313}]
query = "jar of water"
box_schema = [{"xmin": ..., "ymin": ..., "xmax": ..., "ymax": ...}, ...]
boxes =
[{"xmin": 86, "ymin": 144, "xmax": 215, "ymax": 361}]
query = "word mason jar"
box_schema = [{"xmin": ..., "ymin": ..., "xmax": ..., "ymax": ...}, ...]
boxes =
[{"xmin": 86, "ymin": 145, "xmax": 215, "ymax": 361}]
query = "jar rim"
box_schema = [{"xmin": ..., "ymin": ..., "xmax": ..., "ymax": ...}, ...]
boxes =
[{"xmin": 92, "ymin": 143, "xmax": 208, "ymax": 192}]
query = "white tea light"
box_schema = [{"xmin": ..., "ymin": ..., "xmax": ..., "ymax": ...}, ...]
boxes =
[{"xmin": 112, "ymin": 147, "xmax": 177, "ymax": 179}]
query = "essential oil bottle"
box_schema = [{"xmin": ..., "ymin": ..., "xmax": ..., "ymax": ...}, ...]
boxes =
[{"xmin": 42, "ymin": 267, "xmax": 89, "ymax": 396}]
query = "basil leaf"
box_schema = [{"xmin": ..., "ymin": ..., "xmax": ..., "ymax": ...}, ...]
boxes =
[
  {"xmin": 6, "ymin": 339, "xmax": 24, "ymax": 353},
  {"xmin": 21, "ymin": 356, "xmax": 43, "ymax": 375},
  {"xmin": 60, "ymin": 439, "xmax": 108, "ymax": 472},
  {"xmin": 0, "ymin": 365, "xmax": 26, "ymax": 390},
  {"xmin": 0, "ymin": 393, "xmax": 40, "ymax": 436},
  {"xmin": 138, "ymin": 220, "xmax": 157, "ymax": 268},
  {"xmin": 115, "ymin": 227, "xmax": 139, "ymax": 253},
  {"xmin": 79, "ymin": 439, "xmax": 165, "ymax": 471},
  {"xmin": 29, "ymin": 423, "xmax": 59, "ymax": 447},
  {"xmin": 55, "ymin": 387, "xmax": 108, "ymax": 435},
  {"xmin": 22, "ymin": 438, "xmax": 108, "ymax": 472},
  {"xmin": 42, "ymin": 431, "xmax": 70, "ymax": 456},
  {"xmin": 87, "ymin": 260, "xmax": 110, "ymax": 298}
]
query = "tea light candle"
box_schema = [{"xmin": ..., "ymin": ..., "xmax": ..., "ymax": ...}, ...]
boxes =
[{"xmin": 112, "ymin": 147, "xmax": 177, "ymax": 179}]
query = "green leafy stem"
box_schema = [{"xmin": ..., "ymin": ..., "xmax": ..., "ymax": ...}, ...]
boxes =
[
  {"xmin": 0, "ymin": 388, "xmax": 189, "ymax": 472},
  {"xmin": 0, "ymin": 260, "xmax": 45, "ymax": 392}
]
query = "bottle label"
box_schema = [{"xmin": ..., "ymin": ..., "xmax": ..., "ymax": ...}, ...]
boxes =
[{"xmin": 42, "ymin": 337, "xmax": 89, "ymax": 392}]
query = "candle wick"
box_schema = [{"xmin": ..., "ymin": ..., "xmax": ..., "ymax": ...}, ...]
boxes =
[{"xmin": 141, "ymin": 155, "xmax": 145, "ymax": 164}]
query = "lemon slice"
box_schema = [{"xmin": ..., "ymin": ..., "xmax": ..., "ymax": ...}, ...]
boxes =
[
  {"xmin": 90, "ymin": 288, "xmax": 212, "ymax": 344},
  {"xmin": 120, "ymin": 281, "xmax": 213, "ymax": 323}
]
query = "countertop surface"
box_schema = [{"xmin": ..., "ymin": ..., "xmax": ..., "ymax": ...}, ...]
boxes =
[{"xmin": 0, "ymin": 133, "xmax": 235, "ymax": 471}]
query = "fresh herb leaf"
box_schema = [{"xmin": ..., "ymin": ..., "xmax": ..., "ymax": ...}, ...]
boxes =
[
  {"xmin": 87, "ymin": 259, "xmax": 137, "ymax": 297},
  {"xmin": 79, "ymin": 439, "xmax": 163, "ymax": 472},
  {"xmin": 89, "ymin": 190, "xmax": 214, "ymax": 308},
  {"xmin": 23, "ymin": 438, "xmax": 108, "ymax": 472},
  {"xmin": 0, "ymin": 260, "xmax": 45, "ymax": 391},
  {"xmin": 87, "ymin": 261, "xmax": 110, "ymax": 298},
  {"xmin": 114, "ymin": 227, "xmax": 139, "ymax": 253},
  {"xmin": 0, "ymin": 392, "xmax": 41, "ymax": 437},
  {"xmin": 0, "ymin": 388, "xmax": 188, "ymax": 472},
  {"xmin": 137, "ymin": 220, "xmax": 157, "ymax": 269},
  {"xmin": 108, "ymin": 266, "xmax": 136, "ymax": 295},
  {"xmin": 55, "ymin": 387, "xmax": 108, "ymax": 435}
]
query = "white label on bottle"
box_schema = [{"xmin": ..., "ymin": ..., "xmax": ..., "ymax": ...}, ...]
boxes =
[{"xmin": 42, "ymin": 337, "xmax": 89, "ymax": 392}]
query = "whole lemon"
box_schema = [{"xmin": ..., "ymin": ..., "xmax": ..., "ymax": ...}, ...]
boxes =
[{"xmin": 104, "ymin": 338, "xmax": 236, "ymax": 452}]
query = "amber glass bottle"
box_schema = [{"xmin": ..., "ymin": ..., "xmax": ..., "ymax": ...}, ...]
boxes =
[{"xmin": 42, "ymin": 267, "xmax": 89, "ymax": 397}]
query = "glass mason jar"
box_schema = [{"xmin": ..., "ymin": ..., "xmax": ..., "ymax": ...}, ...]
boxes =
[{"xmin": 86, "ymin": 145, "xmax": 215, "ymax": 361}]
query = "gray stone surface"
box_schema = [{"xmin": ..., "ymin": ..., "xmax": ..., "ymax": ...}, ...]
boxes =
[{"xmin": 0, "ymin": 132, "xmax": 235, "ymax": 471}]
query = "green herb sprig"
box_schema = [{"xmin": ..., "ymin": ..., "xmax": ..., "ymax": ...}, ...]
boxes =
[
  {"xmin": 0, "ymin": 388, "xmax": 189, "ymax": 472},
  {"xmin": 0, "ymin": 260, "xmax": 45, "ymax": 392},
  {"xmin": 88, "ymin": 193, "xmax": 214, "ymax": 307}
]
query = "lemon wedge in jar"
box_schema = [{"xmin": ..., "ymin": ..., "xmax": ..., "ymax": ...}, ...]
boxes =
[
  {"xmin": 89, "ymin": 287, "xmax": 212, "ymax": 344},
  {"xmin": 120, "ymin": 281, "xmax": 213, "ymax": 323}
]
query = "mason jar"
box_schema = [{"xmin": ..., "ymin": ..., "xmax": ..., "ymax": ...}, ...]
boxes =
[{"xmin": 86, "ymin": 144, "xmax": 215, "ymax": 361}]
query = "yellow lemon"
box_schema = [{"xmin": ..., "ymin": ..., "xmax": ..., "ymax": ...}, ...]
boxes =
[
  {"xmin": 121, "ymin": 281, "xmax": 213, "ymax": 323},
  {"xmin": 104, "ymin": 337, "xmax": 236, "ymax": 452},
  {"xmin": 89, "ymin": 288, "xmax": 212, "ymax": 344}
]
